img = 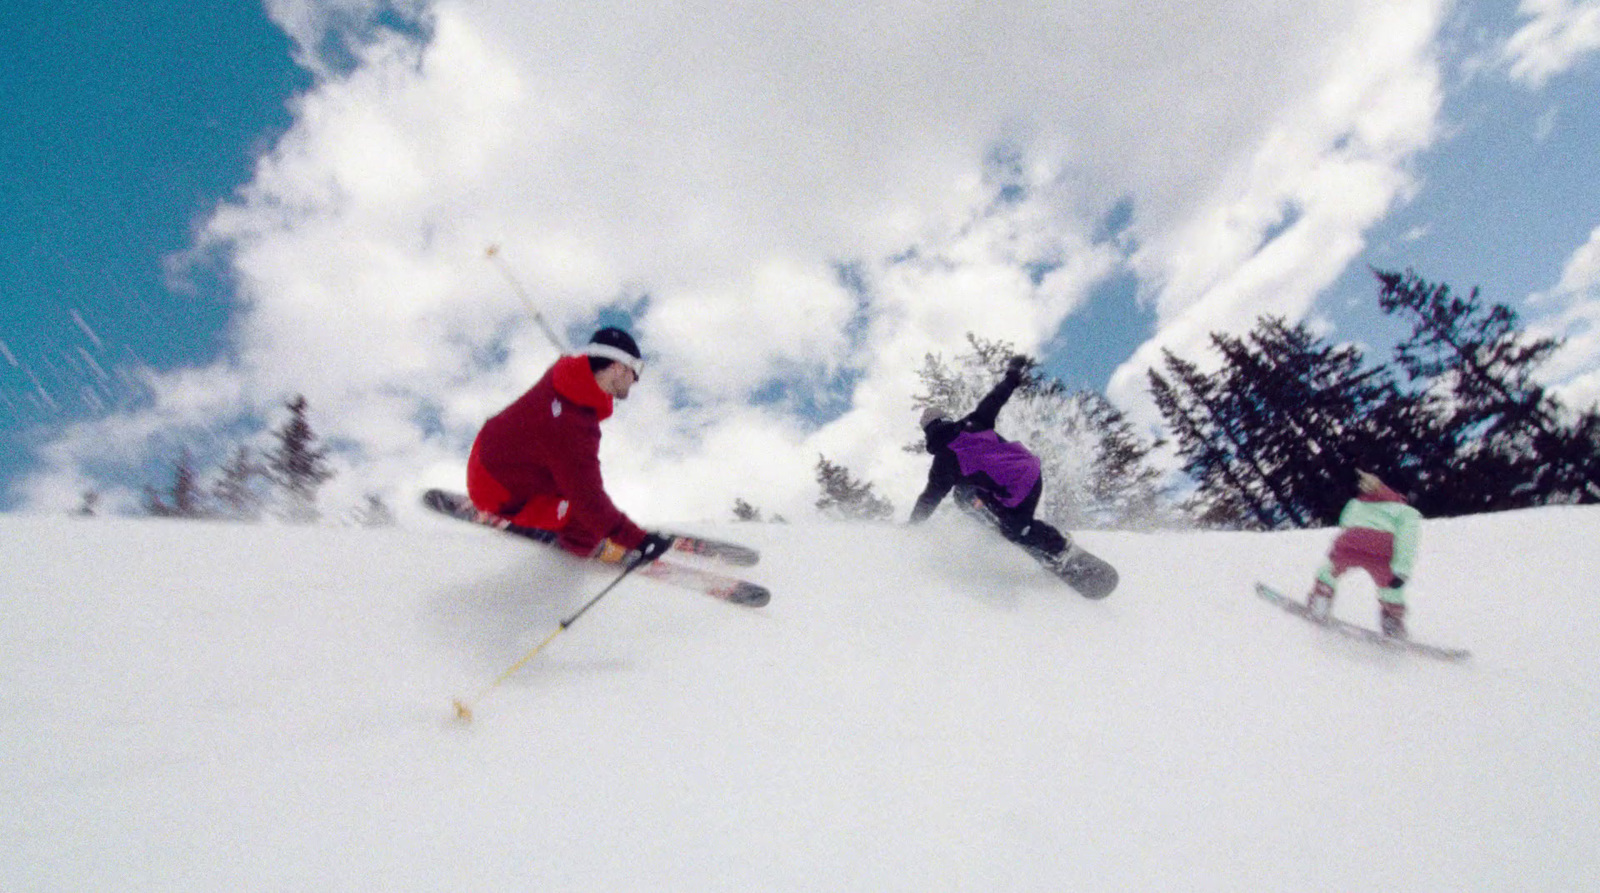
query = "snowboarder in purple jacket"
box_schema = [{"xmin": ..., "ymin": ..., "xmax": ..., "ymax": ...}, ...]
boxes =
[{"xmin": 909, "ymin": 356, "xmax": 1068, "ymax": 558}]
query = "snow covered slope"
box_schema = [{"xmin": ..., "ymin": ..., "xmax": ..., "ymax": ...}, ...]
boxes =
[{"xmin": 3, "ymin": 506, "xmax": 1598, "ymax": 891}]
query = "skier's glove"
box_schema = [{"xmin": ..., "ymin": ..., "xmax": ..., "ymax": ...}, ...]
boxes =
[
  {"xmin": 636, "ymin": 532, "xmax": 678, "ymax": 563},
  {"xmin": 1389, "ymin": 575, "xmax": 1406, "ymax": 589},
  {"xmin": 1005, "ymin": 354, "xmax": 1031, "ymax": 384}
]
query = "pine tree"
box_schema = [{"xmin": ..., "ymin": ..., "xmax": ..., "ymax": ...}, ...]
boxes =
[
  {"xmin": 73, "ymin": 490, "xmax": 99, "ymax": 518},
  {"xmin": 172, "ymin": 450, "xmax": 205, "ymax": 518},
  {"xmin": 732, "ymin": 498, "xmax": 764, "ymax": 522},
  {"xmin": 1149, "ymin": 272, "xmax": 1599, "ymax": 526},
  {"xmin": 351, "ymin": 493, "xmax": 396, "ymax": 527},
  {"xmin": 144, "ymin": 449, "xmax": 207, "ymax": 519},
  {"xmin": 1376, "ymin": 268, "xmax": 1600, "ymax": 509},
  {"xmin": 142, "ymin": 485, "xmax": 171, "ymax": 518},
  {"xmin": 1210, "ymin": 317, "xmax": 1421, "ymax": 525},
  {"xmin": 1079, "ymin": 391, "xmax": 1168, "ymax": 529},
  {"xmin": 1561, "ymin": 410, "xmax": 1600, "ymax": 501},
  {"xmin": 815, "ymin": 455, "xmax": 895, "ymax": 521},
  {"xmin": 212, "ymin": 446, "xmax": 265, "ymax": 521},
  {"xmin": 1147, "ymin": 318, "xmax": 1424, "ymax": 528},
  {"xmin": 265, "ymin": 395, "xmax": 334, "ymax": 523},
  {"xmin": 1148, "ymin": 352, "xmax": 1288, "ymax": 529},
  {"xmin": 913, "ymin": 334, "xmax": 1172, "ymax": 530}
]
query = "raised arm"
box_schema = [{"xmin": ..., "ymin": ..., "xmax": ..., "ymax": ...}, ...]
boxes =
[{"xmin": 963, "ymin": 357, "xmax": 1026, "ymax": 432}]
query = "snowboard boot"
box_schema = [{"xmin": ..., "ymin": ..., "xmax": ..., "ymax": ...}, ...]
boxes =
[
  {"xmin": 1306, "ymin": 580, "xmax": 1335, "ymax": 623},
  {"xmin": 1379, "ymin": 601, "xmax": 1408, "ymax": 639},
  {"xmin": 1044, "ymin": 545, "xmax": 1079, "ymax": 576}
]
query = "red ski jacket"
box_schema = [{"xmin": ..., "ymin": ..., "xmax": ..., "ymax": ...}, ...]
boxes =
[{"xmin": 468, "ymin": 355, "xmax": 647, "ymax": 557}]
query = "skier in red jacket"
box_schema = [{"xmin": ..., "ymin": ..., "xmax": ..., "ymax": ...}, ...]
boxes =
[{"xmin": 467, "ymin": 327, "xmax": 675, "ymax": 564}]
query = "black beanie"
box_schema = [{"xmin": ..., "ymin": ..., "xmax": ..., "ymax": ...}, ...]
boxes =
[
  {"xmin": 589, "ymin": 327, "xmax": 641, "ymax": 359},
  {"xmin": 584, "ymin": 327, "xmax": 644, "ymax": 377}
]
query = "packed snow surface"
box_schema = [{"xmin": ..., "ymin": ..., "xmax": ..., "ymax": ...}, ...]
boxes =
[{"xmin": 4, "ymin": 505, "xmax": 1598, "ymax": 891}]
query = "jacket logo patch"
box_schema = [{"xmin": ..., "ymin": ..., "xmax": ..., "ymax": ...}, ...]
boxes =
[
  {"xmin": 551, "ymin": 399, "xmax": 562, "ymax": 418},
  {"xmin": 557, "ymin": 500, "xmax": 569, "ymax": 519}
]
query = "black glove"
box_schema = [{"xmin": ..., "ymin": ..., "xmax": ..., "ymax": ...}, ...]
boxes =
[
  {"xmin": 1005, "ymin": 354, "xmax": 1030, "ymax": 384},
  {"xmin": 1389, "ymin": 575, "xmax": 1406, "ymax": 589},
  {"xmin": 636, "ymin": 532, "xmax": 677, "ymax": 563}
]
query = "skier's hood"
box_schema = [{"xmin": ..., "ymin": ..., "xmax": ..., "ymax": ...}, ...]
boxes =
[{"xmin": 550, "ymin": 354, "xmax": 614, "ymax": 421}]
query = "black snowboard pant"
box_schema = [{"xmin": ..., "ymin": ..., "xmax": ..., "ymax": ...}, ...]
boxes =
[{"xmin": 957, "ymin": 480, "xmax": 1068, "ymax": 557}]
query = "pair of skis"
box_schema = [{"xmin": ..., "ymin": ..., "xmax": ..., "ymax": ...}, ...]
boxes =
[{"xmin": 422, "ymin": 490, "xmax": 769, "ymax": 607}]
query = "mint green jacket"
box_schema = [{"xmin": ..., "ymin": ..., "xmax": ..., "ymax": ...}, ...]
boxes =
[{"xmin": 1337, "ymin": 489, "xmax": 1422, "ymax": 579}]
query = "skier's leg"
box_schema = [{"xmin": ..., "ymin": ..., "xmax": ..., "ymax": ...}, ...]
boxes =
[
  {"xmin": 1348, "ymin": 554, "xmax": 1409, "ymax": 638},
  {"xmin": 991, "ymin": 480, "xmax": 1062, "ymax": 549},
  {"xmin": 1017, "ymin": 517, "xmax": 1067, "ymax": 557},
  {"xmin": 1377, "ymin": 583, "xmax": 1407, "ymax": 638},
  {"xmin": 992, "ymin": 511, "xmax": 1070, "ymax": 571},
  {"xmin": 467, "ymin": 437, "xmax": 565, "ymax": 539},
  {"xmin": 984, "ymin": 483, "xmax": 1044, "ymax": 542},
  {"xmin": 465, "ymin": 436, "xmax": 514, "ymax": 516},
  {"xmin": 1011, "ymin": 477, "xmax": 1044, "ymax": 521},
  {"xmin": 961, "ymin": 483, "xmax": 1071, "ymax": 565},
  {"xmin": 952, "ymin": 483, "xmax": 980, "ymax": 511},
  {"xmin": 1308, "ymin": 562, "xmax": 1341, "ymax": 621}
]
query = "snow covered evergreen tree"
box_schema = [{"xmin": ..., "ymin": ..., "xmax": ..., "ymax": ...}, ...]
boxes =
[
  {"xmin": 733, "ymin": 497, "xmax": 786, "ymax": 523},
  {"xmin": 911, "ymin": 334, "xmax": 1170, "ymax": 530},
  {"xmin": 350, "ymin": 493, "xmax": 396, "ymax": 528},
  {"xmin": 815, "ymin": 456, "xmax": 895, "ymax": 521},
  {"xmin": 733, "ymin": 498, "xmax": 763, "ymax": 522},
  {"xmin": 73, "ymin": 490, "xmax": 99, "ymax": 518}
]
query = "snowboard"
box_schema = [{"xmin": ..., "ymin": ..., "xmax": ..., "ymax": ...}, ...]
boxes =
[
  {"xmin": 954, "ymin": 494, "xmax": 1119, "ymax": 599},
  {"xmin": 1255, "ymin": 583, "xmax": 1469, "ymax": 662},
  {"xmin": 422, "ymin": 489, "xmax": 770, "ymax": 607}
]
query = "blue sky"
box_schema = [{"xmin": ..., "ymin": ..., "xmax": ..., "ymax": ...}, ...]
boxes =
[
  {"xmin": 0, "ymin": 1, "xmax": 307, "ymax": 499},
  {"xmin": 2, "ymin": 0, "xmax": 1598, "ymax": 520}
]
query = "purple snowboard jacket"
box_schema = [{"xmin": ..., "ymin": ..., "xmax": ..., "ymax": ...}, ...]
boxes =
[{"xmin": 909, "ymin": 373, "xmax": 1041, "ymax": 522}]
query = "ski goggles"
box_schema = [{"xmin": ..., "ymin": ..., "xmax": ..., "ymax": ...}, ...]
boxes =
[{"xmin": 581, "ymin": 343, "xmax": 646, "ymax": 379}]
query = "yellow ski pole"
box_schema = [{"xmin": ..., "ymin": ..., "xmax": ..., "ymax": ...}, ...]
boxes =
[
  {"xmin": 484, "ymin": 244, "xmax": 569, "ymax": 355},
  {"xmin": 453, "ymin": 555, "xmax": 646, "ymax": 723}
]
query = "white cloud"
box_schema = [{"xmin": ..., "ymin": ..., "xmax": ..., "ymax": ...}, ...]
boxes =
[
  {"xmin": 1528, "ymin": 223, "xmax": 1600, "ymax": 412},
  {"xmin": 1554, "ymin": 224, "xmax": 1600, "ymax": 294},
  {"xmin": 646, "ymin": 257, "xmax": 859, "ymax": 400},
  {"xmin": 21, "ymin": 0, "xmax": 1466, "ymax": 522},
  {"xmin": 1107, "ymin": 1, "xmax": 1445, "ymax": 421},
  {"xmin": 1504, "ymin": 0, "xmax": 1600, "ymax": 87}
]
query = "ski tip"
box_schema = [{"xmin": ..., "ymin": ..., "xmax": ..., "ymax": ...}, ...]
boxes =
[{"xmin": 731, "ymin": 583, "xmax": 771, "ymax": 607}]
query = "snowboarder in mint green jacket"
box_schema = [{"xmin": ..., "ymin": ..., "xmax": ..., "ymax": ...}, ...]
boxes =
[{"xmin": 1307, "ymin": 470, "xmax": 1422, "ymax": 638}]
